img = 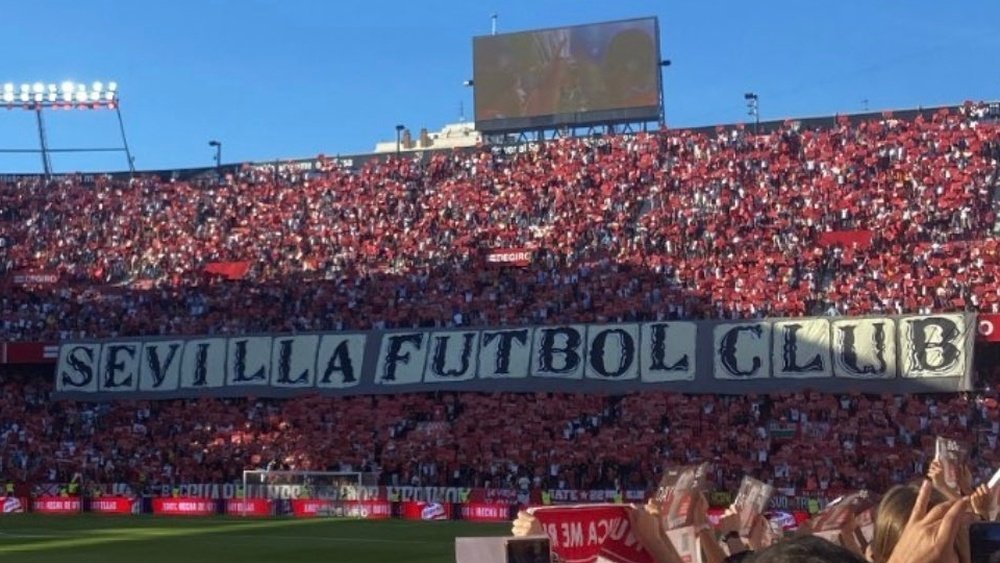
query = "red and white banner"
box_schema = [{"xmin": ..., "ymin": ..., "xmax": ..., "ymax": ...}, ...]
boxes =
[
  {"xmin": 545, "ymin": 489, "xmax": 647, "ymax": 504},
  {"xmin": 10, "ymin": 270, "xmax": 59, "ymax": 286},
  {"xmin": 529, "ymin": 504, "xmax": 655, "ymax": 563},
  {"xmin": 1, "ymin": 342, "xmax": 58, "ymax": 364},
  {"xmin": 291, "ymin": 499, "xmax": 333, "ymax": 518},
  {"xmin": 204, "ymin": 261, "xmax": 251, "ymax": 280},
  {"xmin": 485, "ymin": 248, "xmax": 533, "ymax": 267},
  {"xmin": 91, "ymin": 497, "xmax": 136, "ymax": 514},
  {"xmin": 817, "ymin": 230, "xmax": 873, "ymax": 249},
  {"xmin": 461, "ymin": 502, "xmax": 511, "ymax": 522},
  {"xmin": 152, "ymin": 497, "xmax": 216, "ymax": 516},
  {"xmin": 478, "ymin": 488, "xmax": 521, "ymax": 504},
  {"xmin": 979, "ymin": 314, "xmax": 1000, "ymax": 342},
  {"xmin": 290, "ymin": 499, "xmax": 391, "ymax": 519},
  {"xmin": 1, "ymin": 496, "xmax": 26, "ymax": 514},
  {"xmin": 226, "ymin": 498, "xmax": 273, "ymax": 517},
  {"xmin": 33, "ymin": 497, "xmax": 81, "ymax": 514},
  {"xmin": 401, "ymin": 501, "xmax": 451, "ymax": 521}
]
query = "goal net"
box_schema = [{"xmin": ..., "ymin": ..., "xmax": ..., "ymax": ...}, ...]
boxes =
[{"xmin": 240, "ymin": 470, "xmax": 380, "ymax": 517}]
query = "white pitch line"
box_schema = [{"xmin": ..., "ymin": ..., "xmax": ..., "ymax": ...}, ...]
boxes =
[
  {"xmin": 0, "ymin": 531, "xmax": 67, "ymax": 538},
  {"xmin": 190, "ymin": 533, "xmax": 440, "ymax": 544}
]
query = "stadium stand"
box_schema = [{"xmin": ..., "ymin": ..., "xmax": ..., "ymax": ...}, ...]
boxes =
[
  {"xmin": 1, "ymin": 105, "xmax": 998, "ymax": 341},
  {"xmin": 1, "ymin": 102, "xmax": 1000, "ymax": 501},
  {"xmin": 1, "ymin": 370, "xmax": 999, "ymax": 497}
]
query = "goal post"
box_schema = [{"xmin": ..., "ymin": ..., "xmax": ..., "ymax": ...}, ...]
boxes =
[{"xmin": 240, "ymin": 470, "xmax": 380, "ymax": 517}]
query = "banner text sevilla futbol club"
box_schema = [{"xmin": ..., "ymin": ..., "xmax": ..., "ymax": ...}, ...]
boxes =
[{"xmin": 53, "ymin": 313, "xmax": 975, "ymax": 400}]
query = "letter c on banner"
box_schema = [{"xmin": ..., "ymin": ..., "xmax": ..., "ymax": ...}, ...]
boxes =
[{"xmin": 719, "ymin": 325, "xmax": 764, "ymax": 377}]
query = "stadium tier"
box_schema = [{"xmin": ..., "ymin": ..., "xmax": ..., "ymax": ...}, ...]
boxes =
[
  {"xmin": 1, "ymin": 105, "xmax": 999, "ymax": 340},
  {"xmin": 1, "ymin": 102, "xmax": 1000, "ymax": 512}
]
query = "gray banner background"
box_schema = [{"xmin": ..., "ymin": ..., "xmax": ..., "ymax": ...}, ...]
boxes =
[{"xmin": 53, "ymin": 313, "xmax": 976, "ymax": 400}]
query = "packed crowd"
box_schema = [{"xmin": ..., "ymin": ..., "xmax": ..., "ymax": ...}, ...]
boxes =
[
  {"xmin": 1, "ymin": 105, "xmax": 1000, "ymax": 562},
  {"xmin": 1, "ymin": 105, "xmax": 999, "ymax": 341},
  {"xmin": 2, "ymin": 368, "xmax": 999, "ymax": 499}
]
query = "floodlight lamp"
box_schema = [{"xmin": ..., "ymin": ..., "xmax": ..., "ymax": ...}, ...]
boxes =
[
  {"xmin": 108, "ymin": 82, "xmax": 118, "ymax": 92},
  {"xmin": 3, "ymin": 83, "xmax": 13, "ymax": 93},
  {"xmin": 2, "ymin": 92, "xmax": 12, "ymax": 103},
  {"xmin": 76, "ymin": 84, "xmax": 86, "ymax": 93},
  {"xmin": 47, "ymin": 92, "xmax": 57, "ymax": 102},
  {"xmin": 92, "ymin": 81, "xmax": 103, "ymax": 92},
  {"xmin": 33, "ymin": 93, "xmax": 43, "ymax": 102},
  {"xmin": 19, "ymin": 92, "xmax": 28, "ymax": 102},
  {"xmin": 61, "ymin": 81, "xmax": 74, "ymax": 94},
  {"xmin": 62, "ymin": 92, "xmax": 73, "ymax": 102},
  {"xmin": 88, "ymin": 91, "xmax": 100, "ymax": 101},
  {"xmin": 75, "ymin": 91, "xmax": 87, "ymax": 102},
  {"xmin": 47, "ymin": 84, "xmax": 57, "ymax": 93},
  {"xmin": 20, "ymin": 84, "xmax": 30, "ymax": 93},
  {"xmin": 104, "ymin": 91, "xmax": 115, "ymax": 101},
  {"xmin": 32, "ymin": 82, "xmax": 44, "ymax": 94}
]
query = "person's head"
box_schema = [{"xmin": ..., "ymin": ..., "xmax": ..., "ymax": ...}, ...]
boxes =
[
  {"xmin": 746, "ymin": 535, "xmax": 867, "ymax": 563},
  {"xmin": 870, "ymin": 483, "xmax": 949, "ymax": 563}
]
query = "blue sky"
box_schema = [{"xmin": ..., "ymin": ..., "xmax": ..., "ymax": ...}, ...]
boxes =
[{"xmin": 0, "ymin": 0, "xmax": 996, "ymax": 173}]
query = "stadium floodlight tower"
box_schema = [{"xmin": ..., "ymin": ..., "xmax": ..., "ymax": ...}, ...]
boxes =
[{"xmin": 0, "ymin": 80, "xmax": 135, "ymax": 177}]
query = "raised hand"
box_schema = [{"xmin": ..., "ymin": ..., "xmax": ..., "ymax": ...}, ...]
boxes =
[
  {"xmin": 627, "ymin": 503, "xmax": 684, "ymax": 563},
  {"xmin": 886, "ymin": 480, "xmax": 968, "ymax": 563},
  {"xmin": 970, "ymin": 483, "xmax": 992, "ymax": 521},
  {"xmin": 929, "ymin": 459, "xmax": 960, "ymax": 500},
  {"xmin": 511, "ymin": 510, "xmax": 542, "ymax": 537}
]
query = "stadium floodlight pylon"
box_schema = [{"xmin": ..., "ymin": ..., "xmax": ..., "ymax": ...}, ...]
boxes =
[{"xmin": 0, "ymin": 80, "xmax": 134, "ymax": 176}]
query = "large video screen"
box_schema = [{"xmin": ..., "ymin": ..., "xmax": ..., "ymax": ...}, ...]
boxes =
[{"xmin": 473, "ymin": 17, "xmax": 661, "ymax": 133}]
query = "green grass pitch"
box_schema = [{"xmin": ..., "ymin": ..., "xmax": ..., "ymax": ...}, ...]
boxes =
[{"xmin": 0, "ymin": 514, "xmax": 510, "ymax": 562}]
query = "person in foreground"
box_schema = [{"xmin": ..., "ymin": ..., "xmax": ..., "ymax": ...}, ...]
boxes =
[
  {"xmin": 746, "ymin": 535, "xmax": 868, "ymax": 563},
  {"xmin": 511, "ymin": 479, "xmax": 974, "ymax": 563},
  {"xmin": 746, "ymin": 480, "xmax": 970, "ymax": 563}
]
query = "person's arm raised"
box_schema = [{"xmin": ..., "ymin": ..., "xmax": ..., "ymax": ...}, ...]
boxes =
[
  {"xmin": 929, "ymin": 459, "xmax": 961, "ymax": 501},
  {"xmin": 511, "ymin": 510, "xmax": 542, "ymax": 537},
  {"xmin": 886, "ymin": 479, "xmax": 968, "ymax": 563},
  {"xmin": 627, "ymin": 502, "xmax": 685, "ymax": 563},
  {"xmin": 970, "ymin": 484, "xmax": 992, "ymax": 522}
]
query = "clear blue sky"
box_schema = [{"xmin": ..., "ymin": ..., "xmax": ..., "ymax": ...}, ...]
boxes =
[{"xmin": 0, "ymin": 0, "xmax": 996, "ymax": 173}]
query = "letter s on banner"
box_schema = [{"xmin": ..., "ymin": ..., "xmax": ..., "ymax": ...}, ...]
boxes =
[{"xmin": 56, "ymin": 344, "xmax": 100, "ymax": 393}]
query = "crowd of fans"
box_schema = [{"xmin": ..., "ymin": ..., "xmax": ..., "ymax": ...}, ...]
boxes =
[
  {"xmin": 1, "ymin": 105, "xmax": 998, "ymax": 340},
  {"xmin": 1, "ymin": 104, "xmax": 1000, "ymax": 512},
  {"xmin": 2, "ymin": 368, "xmax": 999, "ymax": 499}
]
